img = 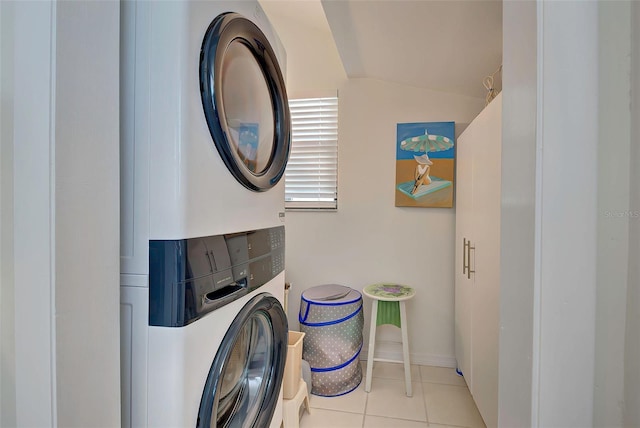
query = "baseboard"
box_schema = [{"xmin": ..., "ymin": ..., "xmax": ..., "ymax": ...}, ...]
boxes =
[{"xmin": 359, "ymin": 340, "xmax": 457, "ymax": 368}]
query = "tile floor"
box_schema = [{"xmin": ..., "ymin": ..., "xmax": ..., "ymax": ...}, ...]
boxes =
[{"xmin": 298, "ymin": 361, "xmax": 486, "ymax": 428}]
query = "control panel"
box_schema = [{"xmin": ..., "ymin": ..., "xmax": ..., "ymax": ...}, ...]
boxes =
[{"xmin": 149, "ymin": 226, "xmax": 285, "ymax": 327}]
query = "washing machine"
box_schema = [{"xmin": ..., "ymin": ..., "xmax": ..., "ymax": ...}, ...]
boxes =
[
  {"xmin": 122, "ymin": 230, "xmax": 287, "ymax": 428},
  {"xmin": 119, "ymin": 1, "xmax": 290, "ymax": 427}
]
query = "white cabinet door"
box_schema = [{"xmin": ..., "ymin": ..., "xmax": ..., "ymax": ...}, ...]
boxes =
[
  {"xmin": 455, "ymin": 115, "xmax": 475, "ymax": 389},
  {"xmin": 454, "ymin": 94, "xmax": 502, "ymax": 428},
  {"xmin": 469, "ymin": 95, "xmax": 501, "ymax": 428}
]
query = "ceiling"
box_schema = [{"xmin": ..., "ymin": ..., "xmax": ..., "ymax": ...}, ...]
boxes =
[{"xmin": 261, "ymin": 0, "xmax": 502, "ymax": 100}]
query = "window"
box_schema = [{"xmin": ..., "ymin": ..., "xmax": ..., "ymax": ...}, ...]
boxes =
[{"xmin": 285, "ymin": 97, "xmax": 338, "ymax": 210}]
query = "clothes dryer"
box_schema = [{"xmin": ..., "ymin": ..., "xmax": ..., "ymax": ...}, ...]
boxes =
[{"xmin": 120, "ymin": 0, "xmax": 290, "ymax": 276}]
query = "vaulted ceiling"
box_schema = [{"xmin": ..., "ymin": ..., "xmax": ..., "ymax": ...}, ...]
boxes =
[{"xmin": 261, "ymin": 0, "xmax": 502, "ymax": 100}]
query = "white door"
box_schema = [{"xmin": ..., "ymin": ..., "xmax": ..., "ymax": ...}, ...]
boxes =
[
  {"xmin": 454, "ymin": 118, "xmax": 475, "ymax": 388},
  {"xmin": 469, "ymin": 95, "xmax": 502, "ymax": 428},
  {"xmin": 454, "ymin": 95, "xmax": 502, "ymax": 428}
]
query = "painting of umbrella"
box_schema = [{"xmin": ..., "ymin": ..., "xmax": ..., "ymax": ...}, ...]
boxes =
[{"xmin": 395, "ymin": 121, "xmax": 455, "ymax": 208}]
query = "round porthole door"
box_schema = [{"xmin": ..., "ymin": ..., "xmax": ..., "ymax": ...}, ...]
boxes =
[
  {"xmin": 200, "ymin": 13, "xmax": 291, "ymax": 192},
  {"xmin": 197, "ymin": 293, "xmax": 288, "ymax": 428}
]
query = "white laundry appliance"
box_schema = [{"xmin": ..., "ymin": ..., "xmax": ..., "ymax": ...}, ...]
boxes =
[{"xmin": 119, "ymin": 1, "xmax": 290, "ymax": 427}]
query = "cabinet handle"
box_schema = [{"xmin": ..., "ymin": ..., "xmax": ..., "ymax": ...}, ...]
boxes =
[
  {"xmin": 463, "ymin": 238, "xmax": 468, "ymax": 275},
  {"xmin": 467, "ymin": 240, "xmax": 475, "ymax": 280}
]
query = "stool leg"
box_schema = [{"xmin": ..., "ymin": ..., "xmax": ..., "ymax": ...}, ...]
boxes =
[
  {"xmin": 399, "ymin": 301, "xmax": 412, "ymax": 397},
  {"xmin": 365, "ymin": 299, "xmax": 378, "ymax": 393}
]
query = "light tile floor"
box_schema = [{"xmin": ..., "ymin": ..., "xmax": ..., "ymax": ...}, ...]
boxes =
[{"xmin": 298, "ymin": 362, "xmax": 486, "ymax": 428}]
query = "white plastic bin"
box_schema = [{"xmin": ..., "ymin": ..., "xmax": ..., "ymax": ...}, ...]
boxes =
[{"xmin": 283, "ymin": 331, "xmax": 305, "ymax": 399}]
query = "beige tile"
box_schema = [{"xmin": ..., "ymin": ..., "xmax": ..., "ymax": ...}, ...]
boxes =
[
  {"xmin": 364, "ymin": 415, "xmax": 428, "ymax": 427},
  {"xmin": 369, "ymin": 361, "xmax": 421, "ymax": 382},
  {"xmin": 309, "ymin": 381, "xmax": 368, "ymax": 414},
  {"xmin": 423, "ymin": 383, "xmax": 485, "ymax": 428},
  {"xmin": 299, "ymin": 408, "xmax": 364, "ymax": 428},
  {"xmin": 428, "ymin": 425, "xmax": 464, "ymax": 428},
  {"xmin": 365, "ymin": 379, "xmax": 427, "ymax": 422},
  {"xmin": 419, "ymin": 366, "xmax": 466, "ymax": 387}
]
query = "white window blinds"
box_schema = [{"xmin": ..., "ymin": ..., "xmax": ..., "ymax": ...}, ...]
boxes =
[{"xmin": 285, "ymin": 97, "xmax": 338, "ymax": 210}]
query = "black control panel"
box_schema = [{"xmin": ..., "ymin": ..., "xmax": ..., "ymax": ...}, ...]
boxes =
[{"xmin": 148, "ymin": 226, "xmax": 285, "ymax": 327}]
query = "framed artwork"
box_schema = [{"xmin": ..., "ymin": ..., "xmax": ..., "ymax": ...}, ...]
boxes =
[{"xmin": 395, "ymin": 121, "xmax": 455, "ymax": 208}]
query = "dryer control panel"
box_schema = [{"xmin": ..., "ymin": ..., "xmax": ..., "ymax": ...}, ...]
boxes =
[{"xmin": 149, "ymin": 226, "xmax": 284, "ymax": 327}]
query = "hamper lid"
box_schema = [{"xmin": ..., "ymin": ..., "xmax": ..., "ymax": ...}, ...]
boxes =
[{"xmin": 301, "ymin": 284, "xmax": 361, "ymax": 304}]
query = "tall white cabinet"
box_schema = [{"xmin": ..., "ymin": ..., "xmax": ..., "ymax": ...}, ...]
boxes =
[{"xmin": 455, "ymin": 94, "xmax": 502, "ymax": 428}]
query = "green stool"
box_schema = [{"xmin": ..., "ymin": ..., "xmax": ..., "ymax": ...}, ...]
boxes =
[{"xmin": 363, "ymin": 283, "xmax": 416, "ymax": 397}]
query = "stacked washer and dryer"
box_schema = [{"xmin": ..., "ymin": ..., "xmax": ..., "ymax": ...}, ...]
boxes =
[{"xmin": 120, "ymin": 1, "xmax": 291, "ymax": 427}]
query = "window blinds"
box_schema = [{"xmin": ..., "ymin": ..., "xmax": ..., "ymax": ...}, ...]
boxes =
[{"xmin": 285, "ymin": 97, "xmax": 338, "ymax": 209}]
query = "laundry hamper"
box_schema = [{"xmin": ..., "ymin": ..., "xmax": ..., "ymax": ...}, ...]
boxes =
[{"xmin": 299, "ymin": 284, "xmax": 364, "ymax": 396}]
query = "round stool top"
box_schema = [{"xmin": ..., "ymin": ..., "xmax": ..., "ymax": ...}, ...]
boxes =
[{"xmin": 363, "ymin": 283, "xmax": 415, "ymax": 302}]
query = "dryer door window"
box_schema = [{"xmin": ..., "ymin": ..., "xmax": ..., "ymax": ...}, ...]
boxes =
[
  {"xmin": 197, "ymin": 293, "xmax": 287, "ymax": 428},
  {"xmin": 220, "ymin": 42, "xmax": 274, "ymax": 175},
  {"xmin": 200, "ymin": 13, "xmax": 291, "ymax": 192}
]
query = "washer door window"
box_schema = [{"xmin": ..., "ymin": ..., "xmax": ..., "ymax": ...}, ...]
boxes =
[
  {"xmin": 200, "ymin": 13, "xmax": 291, "ymax": 192},
  {"xmin": 197, "ymin": 294, "xmax": 287, "ymax": 428}
]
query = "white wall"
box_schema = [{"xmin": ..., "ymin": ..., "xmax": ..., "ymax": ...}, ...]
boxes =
[
  {"xmin": 260, "ymin": 0, "xmax": 346, "ymax": 99},
  {"xmin": 501, "ymin": 1, "xmax": 616, "ymax": 426},
  {"xmin": 497, "ymin": 1, "xmax": 538, "ymax": 425},
  {"xmin": 54, "ymin": 2, "xmax": 121, "ymax": 426},
  {"xmin": 624, "ymin": 2, "xmax": 640, "ymax": 426},
  {"xmin": 264, "ymin": 0, "xmax": 485, "ymax": 366},
  {"xmin": 4, "ymin": 2, "xmax": 57, "ymax": 425},
  {"xmin": 536, "ymin": 2, "xmax": 599, "ymax": 425},
  {"xmin": 286, "ymin": 78, "xmax": 484, "ymax": 364},
  {"xmin": 594, "ymin": 2, "xmax": 632, "ymax": 426},
  {"xmin": 506, "ymin": 2, "xmax": 602, "ymax": 426},
  {"xmin": 0, "ymin": 1, "xmax": 121, "ymax": 426},
  {"xmin": 0, "ymin": 1, "xmax": 17, "ymax": 426}
]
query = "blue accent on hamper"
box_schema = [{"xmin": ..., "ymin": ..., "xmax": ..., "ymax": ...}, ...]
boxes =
[
  {"xmin": 298, "ymin": 286, "xmax": 362, "ymax": 323},
  {"xmin": 310, "ymin": 343, "xmax": 363, "ymax": 373},
  {"xmin": 299, "ymin": 303, "xmax": 363, "ymax": 327},
  {"xmin": 300, "ymin": 295, "xmax": 363, "ymax": 307},
  {"xmin": 311, "ymin": 378, "xmax": 362, "ymax": 398},
  {"xmin": 300, "ymin": 301, "xmax": 311, "ymax": 324}
]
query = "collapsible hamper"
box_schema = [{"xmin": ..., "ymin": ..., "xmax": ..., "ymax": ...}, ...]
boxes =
[{"xmin": 299, "ymin": 284, "xmax": 364, "ymax": 396}]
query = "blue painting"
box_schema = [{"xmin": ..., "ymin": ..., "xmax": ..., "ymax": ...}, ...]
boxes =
[{"xmin": 395, "ymin": 121, "xmax": 455, "ymax": 208}]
